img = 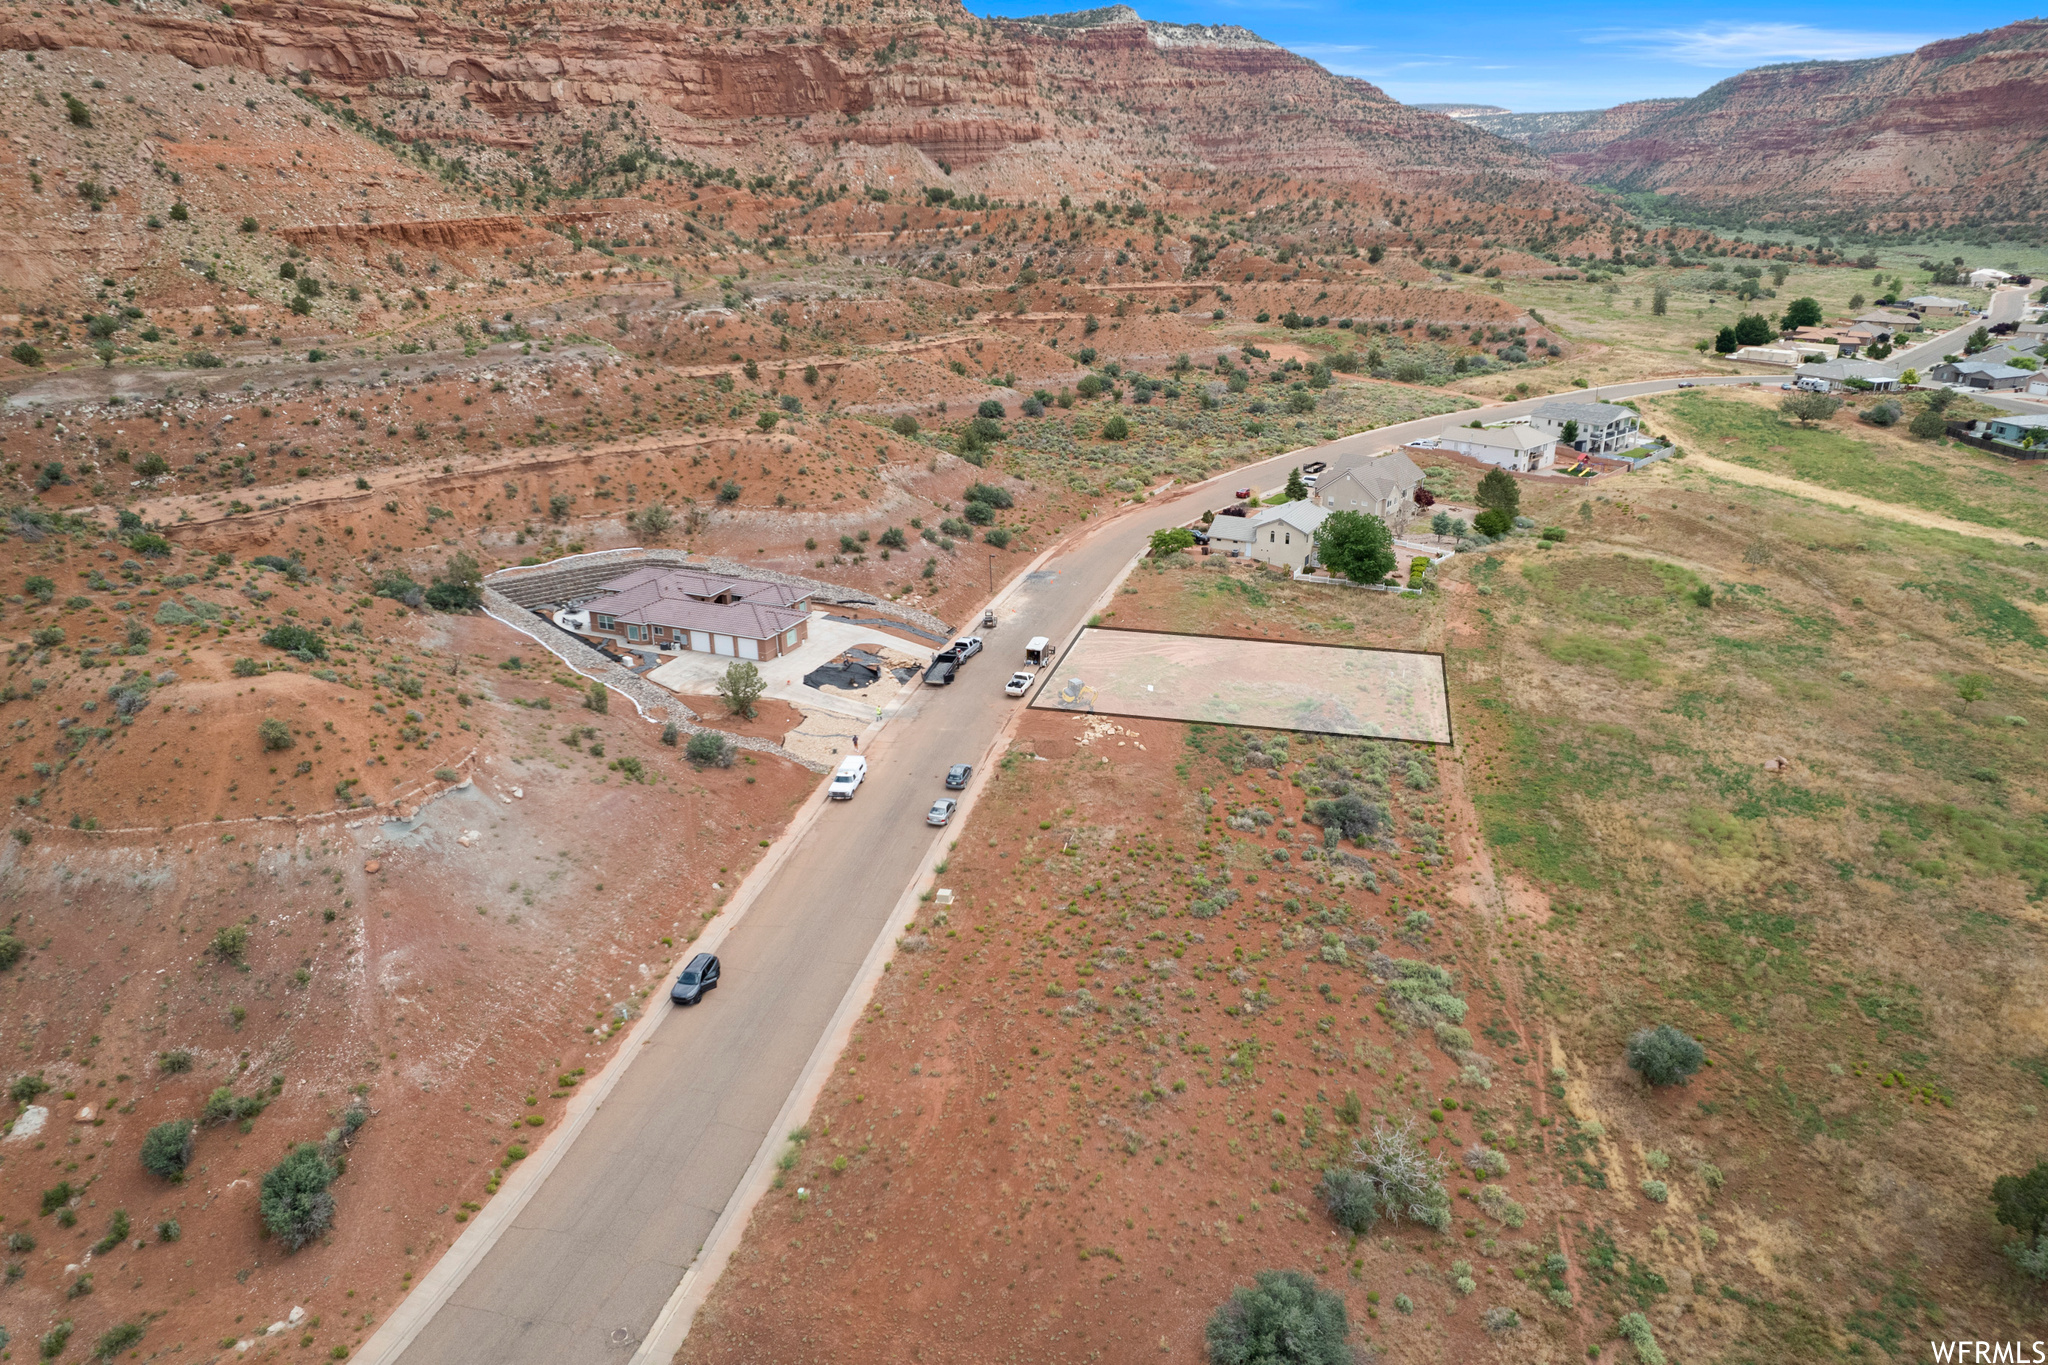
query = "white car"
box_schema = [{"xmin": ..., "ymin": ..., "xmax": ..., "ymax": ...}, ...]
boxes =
[
  {"xmin": 1005, "ymin": 670, "xmax": 1036, "ymax": 697},
  {"xmin": 947, "ymin": 636, "xmax": 984, "ymax": 661}
]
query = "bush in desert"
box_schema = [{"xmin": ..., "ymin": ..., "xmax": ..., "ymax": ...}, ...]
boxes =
[
  {"xmin": 259, "ymin": 1144, "xmax": 337, "ymax": 1251},
  {"xmin": 140, "ymin": 1119, "xmax": 195, "ymax": 1180},
  {"xmin": 1316, "ymin": 1119, "xmax": 1450, "ymax": 1233},
  {"xmin": 1627, "ymin": 1024, "xmax": 1705, "ymax": 1086},
  {"xmin": 1205, "ymin": 1269, "xmax": 1352, "ymax": 1365}
]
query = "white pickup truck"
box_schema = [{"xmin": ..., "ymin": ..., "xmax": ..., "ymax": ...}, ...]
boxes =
[{"xmin": 827, "ymin": 755, "xmax": 867, "ymax": 800}]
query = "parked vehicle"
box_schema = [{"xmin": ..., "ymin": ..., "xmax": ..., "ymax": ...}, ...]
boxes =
[
  {"xmin": 1025, "ymin": 636, "xmax": 1055, "ymax": 666},
  {"xmin": 1234, "ymin": 487, "xmax": 1254, "ymax": 500},
  {"xmin": 1006, "ymin": 670, "xmax": 1036, "ymax": 697},
  {"xmin": 946, "ymin": 764, "xmax": 972, "ymax": 790},
  {"xmin": 948, "ymin": 637, "xmax": 984, "ymax": 661},
  {"xmin": 1676, "ymin": 380, "xmax": 1697, "ymax": 388},
  {"xmin": 1302, "ymin": 460, "xmax": 1327, "ymax": 475},
  {"xmin": 926, "ymin": 798, "xmax": 958, "ymax": 826},
  {"xmin": 925, "ymin": 658, "xmax": 957, "ymax": 686},
  {"xmin": 671, "ymin": 952, "xmax": 721, "ymax": 1005},
  {"xmin": 982, "ymin": 609, "xmax": 996, "ymax": 629},
  {"xmin": 827, "ymin": 755, "xmax": 867, "ymax": 799}
]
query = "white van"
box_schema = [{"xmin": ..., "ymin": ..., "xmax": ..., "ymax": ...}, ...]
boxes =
[
  {"xmin": 1795, "ymin": 376, "xmax": 1834, "ymax": 393},
  {"xmin": 827, "ymin": 755, "xmax": 867, "ymax": 800},
  {"xmin": 1025, "ymin": 636, "xmax": 1055, "ymax": 666}
]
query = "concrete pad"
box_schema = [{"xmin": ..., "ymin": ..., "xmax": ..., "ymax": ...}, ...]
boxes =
[{"xmin": 643, "ymin": 612, "xmax": 928, "ymax": 721}]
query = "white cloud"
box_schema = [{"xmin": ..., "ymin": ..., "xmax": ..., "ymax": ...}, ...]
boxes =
[{"xmin": 1593, "ymin": 22, "xmax": 1935, "ymax": 67}]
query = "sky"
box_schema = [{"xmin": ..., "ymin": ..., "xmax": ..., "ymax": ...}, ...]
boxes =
[{"xmin": 964, "ymin": 0, "xmax": 2041, "ymax": 110}]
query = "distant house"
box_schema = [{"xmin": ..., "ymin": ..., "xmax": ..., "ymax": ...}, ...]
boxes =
[
  {"xmin": 1929, "ymin": 359, "xmax": 2032, "ymax": 391},
  {"xmin": 571, "ymin": 567, "xmax": 813, "ymax": 661},
  {"xmin": 1906, "ymin": 295, "xmax": 1972, "ymax": 317},
  {"xmin": 1433, "ymin": 423, "xmax": 1557, "ymax": 472},
  {"xmin": 1239, "ymin": 501, "xmax": 1330, "ymax": 571},
  {"xmin": 1791, "ymin": 359, "xmax": 1902, "ymax": 392},
  {"xmin": 1856, "ymin": 310, "xmax": 1920, "ymax": 331},
  {"xmin": 1529, "ymin": 401, "xmax": 1640, "ymax": 455},
  {"xmin": 1969, "ymin": 268, "xmax": 2013, "ymax": 288},
  {"xmin": 2030, "ymin": 376, "xmax": 2048, "ymax": 398},
  {"xmin": 1976, "ymin": 414, "xmax": 2048, "ymax": 446},
  {"xmin": 1312, "ymin": 448, "xmax": 1426, "ymax": 532}
]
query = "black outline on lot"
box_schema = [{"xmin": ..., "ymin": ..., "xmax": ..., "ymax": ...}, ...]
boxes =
[{"xmin": 1027, "ymin": 625, "xmax": 1453, "ymax": 746}]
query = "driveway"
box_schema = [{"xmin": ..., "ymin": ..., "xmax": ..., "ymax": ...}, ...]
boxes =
[{"xmin": 642, "ymin": 613, "xmax": 930, "ymax": 721}]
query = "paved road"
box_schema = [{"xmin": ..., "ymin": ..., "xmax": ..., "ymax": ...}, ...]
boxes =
[{"xmin": 382, "ymin": 358, "xmax": 2015, "ymax": 1365}]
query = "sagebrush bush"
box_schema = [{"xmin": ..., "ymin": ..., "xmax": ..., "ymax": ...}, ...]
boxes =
[
  {"xmin": 1314, "ymin": 1167, "xmax": 1379, "ymax": 1233},
  {"xmin": 1626, "ymin": 1024, "xmax": 1705, "ymax": 1086},
  {"xmin": 259, "ymin": 1144, "xmax": 337, "ymax": 1250},
  {"xmin": 685, "ymin": 731, "xmax": 735, "ymax": 768},
  {"xmin": 1319, "ymin": 1120, "xmax": 1451, "ymax": 1234},
  {"xmin": 1617, "ymin": 1311, "xmax": 1666, "ymax": 1364},
  {"xmin": 211, "ymin": 924, "xmax": 249, "ymax": 964},
  {"xmin": 140, "ymin": 1120, "xmax": 195, "ymax": 1179},
  {"xmin": 1205, "ymin": 1269, "xmax": 1351, "ymax": 1365}
]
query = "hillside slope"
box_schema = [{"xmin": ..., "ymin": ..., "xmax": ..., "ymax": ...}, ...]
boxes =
[{"xmin": 1550, "ymin": 20, "xmax": 2048, "ymax": 233}]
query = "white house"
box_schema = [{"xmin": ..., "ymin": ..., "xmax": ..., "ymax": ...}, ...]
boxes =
[
  {"xmin": 1242, "ymin": 500, "xmax": 1329, "ymax": 572},
  {"xmin": 1529, "ymin": 401, "xmax": 1640, "ymax": 455},
  {"xmin": 1730, "ymin": 345, "xmax": 1804, "ymax": 367},
  {"xmin": 1906, "ymin": 295, "xmax": 1972, "ymax": 317},
  {"xmin": 1791, "ymin": 358, "xmax": 1903, "ymax": 392},
  {"xmin": 1969, "ymin": 268, "xmax": 2013, "ymax": 288},
  {"xmin": 1434, "ymin": 423, "xmax": 1557, "ymax": 472},
  {"xmin": 1205, "ymin": 511, "xmax": 1257, "ymax": 553}
]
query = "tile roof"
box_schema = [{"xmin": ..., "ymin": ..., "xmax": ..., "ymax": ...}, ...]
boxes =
[
  {"xmin": 585, "ymin": 568, "xmax": 812, "ymax": 640},
  {"xmin": 1531, "ymin": 401, "xmax": 1638, "ymax": 427},
  {"xmin": 1319, "ymin": 448, "xmax": 1424, "ymax": 500}
]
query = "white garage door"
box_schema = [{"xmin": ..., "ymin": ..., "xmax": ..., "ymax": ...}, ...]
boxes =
[
  {"xmin": 713, "ymin": 635, "xmax": 735, "ymax": 657},
  {"xmin": 690, "ymin": 631, "xmax": 711, "ymax": 653},
  {"xmin": 738, "ymin": 637, "xmax": 759, "ymax": 660}
]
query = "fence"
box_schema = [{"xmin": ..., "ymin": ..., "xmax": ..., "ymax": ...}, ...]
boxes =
[{"xmin": 1945, "ymin": 423, "xmax": 2048, "ymax": 461}]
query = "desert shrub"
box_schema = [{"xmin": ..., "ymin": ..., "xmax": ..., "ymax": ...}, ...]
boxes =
[
  {"xmin": 1483, "ymin": 1307, "xmax": 1520, "ymax": 1335},
  {"xmin": 891, "ymin": 414, "xmax": 919, "ymax": 436},
  {"xmin": 212, "ymin": 923, "xmax": 250, "ymax": 965},
  {"xmin": 1452, "ymin": 1259, "xmax": 1476, "ymax": 1294},
  {"xmin": 1305, "ymin": 792, "xmax": 1386, "ymax": 842},
  {"xmin": 583, "ymin": 682, "xmax": 608, "ymax": 714},
  {"xmin": 156, "ymin": 1219, "xmax": 181, "ymax": 1242},
  {"xmin": 1464, "ymin": 1144, "xmax": 1509, "ymax": 1178},
  {"xmin": 259, "ymin": 1143, "xmax": 337, "ymax": 1250},
  {"xmin": 259, "ymin": 623, "xmax": 326, "ymax": 659},
  {"xmin": 963, "ymin": 482, "xmax": 1014, "ymax": 509},
  {"xmin": 39, "ymin": 1321, "xmax": 72, "ymax": 1361},
  {"xmin": 716, "ymin": 660, "xmax": 766, "ymax": 719},
  {"xmin": 1909, "ymin": 407, "xmax": 1947, "ymax": 439},
  {"xmin": 371, "ymin": 570, "xmax": 424, "ymax": 606},
  {"xmin": 1101, "ymin": 414, "xmax": 1130, "ymax": 440},
  {"xmin": 1376, "ymin": 957, "xmax": 1465, "ymax": 1023},
  {"xmin": 1626, "ymin": 1024, "xmax": 1705, "ymax": 1086},
  {"xmin": 140, "ymin": 1120, "xmax": 195, "ymax": 1179},
  {"xmin": 686, "ymin": 731, "xmax": 735, "ymax": 768},
  {"xmin": 1315, "ymin": 1167, "xmax": 1379, "ymax": 1234},
  {"xmin": 39, "ymin": 1181, "xmax": 74, "ymax": 1215},
  {"xmin": 1322, "ymin": 1120, "xmax": 1451, "ymax": 1233},
  {"xmin": 1641, "ymin": 1179, "xmax": 1669, "ymax": 1203},
  {"xmin": 1617, "ymin": 1311, "xmax": 1666, "ymax": 1365},
  {"xmin": 157, "ymin": 1049, "xmax": 194, "ymax": 1074},
  {"xmin": 661, "ymin": 721, "xmax": 679, "ymax": 747},
  {"xmin": 90, "ymin": 1209, "xmax": 130, "ymax": 1255},
  {"xmin": 93, "ymin": 1322, "xmax": 145, "ymax": 1358},
  {"xmin": 1860, "ymin": 399, "xmax": 1902, "ymax": 427},
  {"xmin": 10, "ymin": 1073, "xmax": 50, "ymax": 1105},
  {"xmin": 1993, "ymin": 1161, "xmax": 2048, "ymax": 1282},
  {"xmin": 1477, "ymin": 1184, "xmax": 1526, "ymax": 1227},
  {"xmin": 1204, "ymin": 1269, "xmax": 1351, "ymax": 1365},
  {"xmin": 963, "ymin": 500, "xmax": 995, "ymax": 525},
  {"xmin": 0, "ymin": 930, "xmax": 23, "ymax": 970},
  {"xmin": 258, "ymin": 717, "xmax": 293, "ymax": 751},
  {"xmin": 1473, "ymin": 507, "xmax": 1513, "ymax": 538}
]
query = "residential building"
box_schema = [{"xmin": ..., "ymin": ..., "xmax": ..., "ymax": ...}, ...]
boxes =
[
  {"xmin": 1791, "ymin": 358, "xmax": 1902, "ymax": 392},
  {"xmin": 1241, "ymin": 500, "xmax": 1329, "ymax": 571},
  {"xmin": 1928, "ymin": 359, "xmax": 2032, "ymax": 391},
  {"xmin": 1856, "ymin": 310, "xmax": 1920, "ymax": 330},
  {"xmin": 569, "ymin": 567, "xmax": 813, "ymax": 660},
  {"xmin": 1976, "ymin": 414, "xmax": 2048, "ymax": 446},
  {"xmin": 1529, "ymin": 401, "xmax": 1640, "ymax": 455},
  {"xmin": 2029, "ymin": 376, "xmax": 2048, "ymax": 398},
  {"xmin": 1905, "ymin": 295, "xmax": 1972, "ymax": 316},
  {"xmin": 1969, "ymin": 268, "xmax": 2013, "ymax": 288},
  {"xmin": 1205, "ymin": 511, "xmax": 1257, "ymax": 553},
  {"xmin": 1312, "ymin": 448, "xmax": 1426, "ymax": 531},
  {"xmin": 1433, "ymin": 423, "xmax": 1557, "ymax": 472}
]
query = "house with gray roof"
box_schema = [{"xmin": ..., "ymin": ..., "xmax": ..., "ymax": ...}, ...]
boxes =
[
  {"xmin": 1529, "ymin": 401, "xmax": 1640, "ymax": 455},
  {"xmin": 1434, "ymin": 422, "xmax": 1557, "ymax": 472},
  {"xmin": 572, "ymin": 567, "xmax": 813, "ymax": 661},
  {"xmin": 1792, "ymin": 358, "xmax": 1902, "ymax": 392},
  {"xmin": 1929, "ymin": 359, "xmax": 2033, "ymax": 391},
  {"xmin": 1241, "ymin": 500, "xmax": 1330, "ymax": 571},
  {"xmin": 1906, "ymin": 295, "xmax": 1972, "ymax": 316},
  {"xmin": 1311, "ymin": 448, "xmax": 1425, "ymax": 532}
]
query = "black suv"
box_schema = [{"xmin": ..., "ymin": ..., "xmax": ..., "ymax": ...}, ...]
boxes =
[{"xmin": 671, "ymin": 953, "xmax": 721, "ymax": 1005}]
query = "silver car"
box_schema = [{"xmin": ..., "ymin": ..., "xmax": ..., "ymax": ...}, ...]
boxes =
[{"xmin": 926, "ymin": 798, "xmax": 958, "ymax": 826}]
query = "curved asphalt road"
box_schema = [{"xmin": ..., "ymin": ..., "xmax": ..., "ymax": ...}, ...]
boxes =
[{"xmin": 376, "ymin": 311, "xmax": 2042, "ymax": 1364}]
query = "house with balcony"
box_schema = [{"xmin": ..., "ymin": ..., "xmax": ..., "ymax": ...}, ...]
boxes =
[{"xmin": 1529, "ymin": 401, "xmax": 1641, "ymax": 455}]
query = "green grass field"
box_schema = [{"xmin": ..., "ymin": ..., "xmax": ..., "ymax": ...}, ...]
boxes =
[{"xmin": 1647, "ymin": 389, "xmax": 2048, "ymax": 537}]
